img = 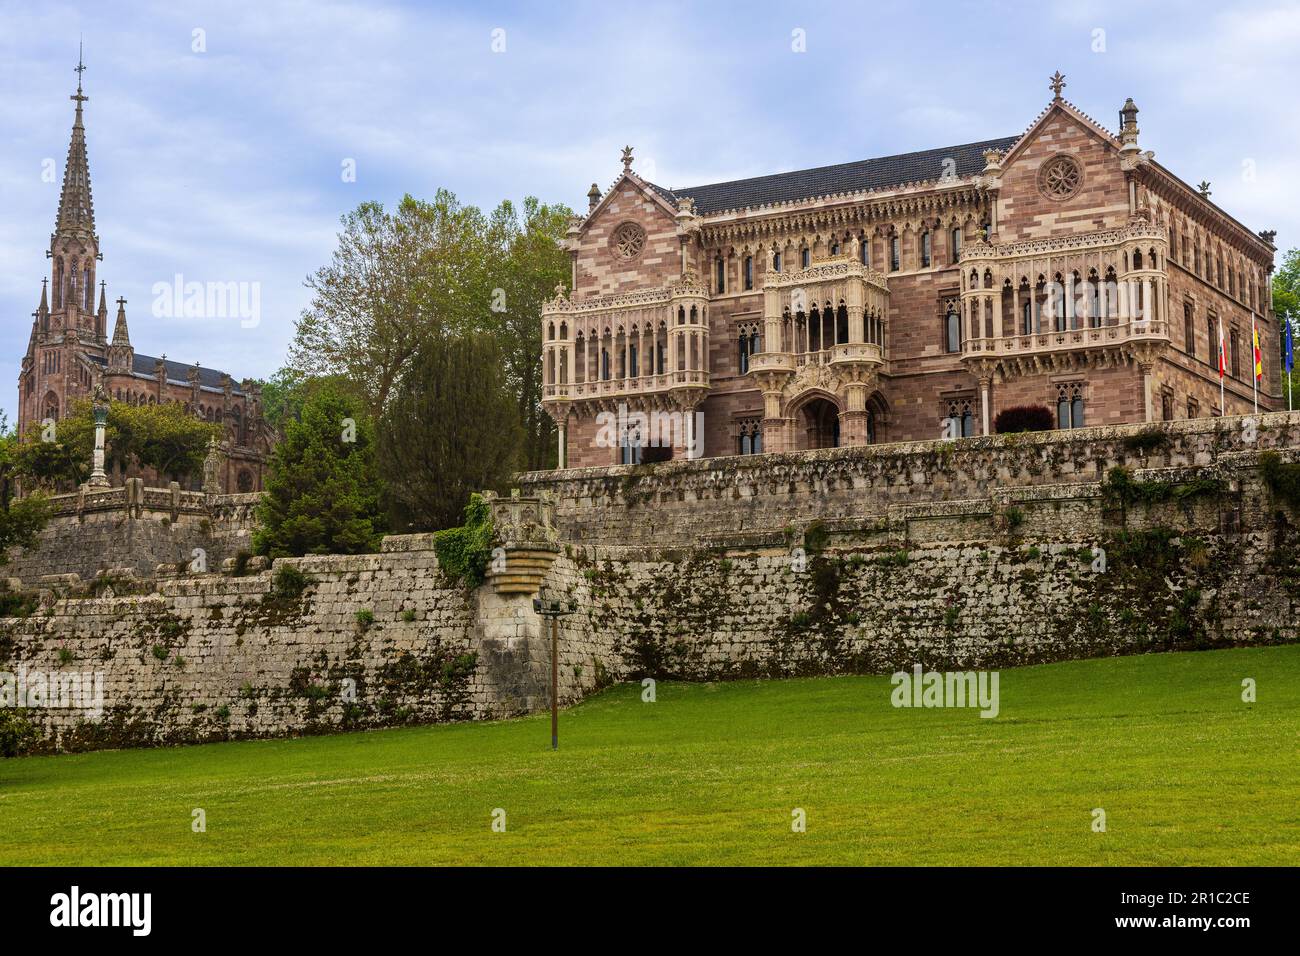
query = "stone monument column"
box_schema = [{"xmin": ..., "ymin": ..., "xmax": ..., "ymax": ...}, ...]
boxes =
[{"xmin": 88, "ymin": 386, "xmax": 110, "ymax": 488}]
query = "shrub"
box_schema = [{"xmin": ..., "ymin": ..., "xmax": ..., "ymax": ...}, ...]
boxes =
[
  {"xmin": 0, "ymin": 709, "xmax": 40, "ymax": 758},
  {"xmin": 355, "ymin": 608, "xmax": 375, "ymax": 630},
  {"xmin": 272, "ymin": 564, "xmax": 310, "ymax": 600},
  {"xmin": 151, "ymin": 644, "xmax": 169, "ymax": 661},
  {"xmin": 1121, "ymin": 427, "xmax": 1172, "ymax": 455},
  {"xmin": 1260, "ymin": 451, "xmax": 1300, "ymax": 509},
  {"xmin": 994, "ymin": 405, "xmax": 1054, "ymax": 434},
  {"xmin": 433, "ymin": 494, "xmax": 494, "ymax": 588},
  {"xmin": 232, "ymin": 550, "xmax": 252, "ymax": 577}
]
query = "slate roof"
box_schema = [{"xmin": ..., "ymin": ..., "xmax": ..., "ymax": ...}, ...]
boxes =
[
  {"xmin": 86, "ymin": 351, "xmax": 247, "ymax": 395},
  {"xmin": 654, "ymin": 136, "xmax": 1019, "ymax": 215}
]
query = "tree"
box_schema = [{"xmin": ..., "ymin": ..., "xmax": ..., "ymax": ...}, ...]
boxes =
[
  {"xmin": 253, "ymin": 386, "xmax": 385, "ymax": 557},
  {"xmin": 289, "ymin": 193, "xmax": 495, "ymax": 417},
  {"xmin": 485, "ymin": 197, "xmax": 572, "ymax": 472},
  {"xmin": 287, "ymin": 191, "xmax": 573, "ymax": 475},
  {"xmin": 377, "ymin": 335, "xmax": 523, "ymax": 531},
  {"xmin": 110, "ymin": 401, "xmax": 220, "ymax": 482},
  {"xmin": 0, "ymin": 414, "xmax": 51, "ymax": 563},
  {"xmin": 1273, "ymin": 248, "xmax": 1299, "ymax": 402},
  {"xmin": 9, "ymin": 399, "xmax": 216, "ymax": 490},
  {"xmin": 0, "ymin": 710, "xmax": 40, "ymax": 758}
]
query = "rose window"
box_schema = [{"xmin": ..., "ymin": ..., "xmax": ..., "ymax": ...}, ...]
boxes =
[
  {"xmin": 612, "ymin": 222, "xmax": 646, "ymax": 259},
  {"xmin": 1040, "ymin": 156, "xmax": 1082, "ymax": 199}
]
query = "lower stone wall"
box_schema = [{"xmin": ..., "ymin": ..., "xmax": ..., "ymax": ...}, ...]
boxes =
[
  {"xmin": 0, "ymin": 534, "xmax": 591, "ymax": 753},
  {"xmin": 4, "ymin": 420, "xmax": 1300, "ymax": 754}
]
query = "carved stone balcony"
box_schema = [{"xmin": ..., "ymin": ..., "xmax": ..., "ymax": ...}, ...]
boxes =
[
  {"xmin": 961, "ymin": 317, "xmax": 1171, "ymax": 377},
  {"xmin": 746, "ymin": 351, "xmax": 795, "ymax": 375},
  {"xmin": 828, "ymin": 342, "xmax": 884, "ymax": 367}
]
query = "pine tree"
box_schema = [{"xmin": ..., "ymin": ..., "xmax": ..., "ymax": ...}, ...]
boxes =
[{"xmin": 253, "ymin": 386, "xmax": 384, "ymax": 557}]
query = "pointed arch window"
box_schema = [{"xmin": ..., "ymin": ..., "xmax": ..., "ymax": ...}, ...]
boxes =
[{"xmin": 920, "ymin": 231, "xmax": 932, "ymax": 268}]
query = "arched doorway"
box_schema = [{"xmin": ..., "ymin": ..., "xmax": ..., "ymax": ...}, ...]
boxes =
[{"xmin": 797, "ymin": 396, "xmax": 840, "ymax": 450}]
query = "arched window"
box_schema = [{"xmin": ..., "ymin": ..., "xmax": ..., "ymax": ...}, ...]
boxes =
[
  {"xmin": 950, "ymin": 227, "xmax": 962, "ymax": 264},
  {"xmin": 920, "ymin": 231, "xmax": 932, "ymax": 268},
  {"xmin": 889, "ymin": 236, "xmax": 900, "ymax": 271},
  {"xmin": 1057, "ymin": 383, "xmax": 1085, "ymax": 429},
  {"xmin": 716, "ymin": 258, "xmax": 726, "ymax": 294},
  {"xmin": 945, "ymin": 304, "xmax": 961, "ymax": 353},
  {"xmin": 801, "ymin": 247, "xmax": 810, "ymax": 269},
  {"xmin": 773, "ymin": 251, "xmax": 782, "ymax": 273}
]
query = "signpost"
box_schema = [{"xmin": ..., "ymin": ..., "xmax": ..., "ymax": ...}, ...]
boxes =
[{"xmin": 532, "ymin": 590, "xmax": 574, "ymax": 750}]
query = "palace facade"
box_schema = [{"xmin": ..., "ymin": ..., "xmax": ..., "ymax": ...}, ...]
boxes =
[
  {"xmin": 541, "ymin": 75, "xmax": 1281, "ymax": 467},
  {"xmin": 17, "ymin": 62, "xmax": 272, "ymax": 492}
]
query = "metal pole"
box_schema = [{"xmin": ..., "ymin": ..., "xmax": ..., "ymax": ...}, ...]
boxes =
[{"xmin": 550, "ymin": 616, "xmax": 558, "ymax": 750}]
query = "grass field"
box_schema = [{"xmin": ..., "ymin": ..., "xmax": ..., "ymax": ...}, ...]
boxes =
[{"xmin": 1, "ymin": 645, "xmax": 1297, "ymax": 866}]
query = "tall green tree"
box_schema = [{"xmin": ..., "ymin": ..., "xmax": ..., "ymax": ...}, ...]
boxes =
[
  {"xmin": 287, "ymin": 190, "xmax": 572, "ymax": 481},
  {"xmin": 377, "ymin": 335, "xmax": 522, "ymax": 531},
  {"xmin": 289, "ymin": 192, "xmax": 495, "ymax": 417},
  {"xmin": 1274, "ymin": 248, "xmax": 1299, "ymax": 401},
  {"xmin": 485, "ymin": 197, "xmax": 571, "ymax": 471},
  {"xmin": 253, "ymin": 386, "xmax": 384, "ymax": 557}
]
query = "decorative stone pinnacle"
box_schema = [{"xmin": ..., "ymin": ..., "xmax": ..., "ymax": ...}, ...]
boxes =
[
  {"xmin": 621, "ymin": 145, "xmax": 633, "ymax": 172},
  {"xmin": 1197, "ymin": 181, "xmax": 1212, "ymax": 199},
  {"xmin": 1049, "ymin": 71, "xmax": 1066, "ymax": 101}
]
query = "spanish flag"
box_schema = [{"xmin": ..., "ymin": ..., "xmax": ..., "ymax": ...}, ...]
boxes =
[{"xmin": 1253, "ymin": 315, "xmax": 1263, "ymax": 381}]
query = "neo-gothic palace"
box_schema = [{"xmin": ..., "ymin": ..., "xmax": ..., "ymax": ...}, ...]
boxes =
[
  {"xmin": 541, "ymin": 75, "xmax": 1281, "ymax": 467},
  {"xmin": 17, "ymin": 63, "xmax": 271, "ymax": 492}
]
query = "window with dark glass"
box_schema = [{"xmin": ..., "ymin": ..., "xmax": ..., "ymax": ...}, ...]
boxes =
[
  {"xmin": 890, "ymin": 237, "xmax": 900, "ymax": 271},
  {"xmin": 744, "ymin": 256, "xmax": 753, "ymax": 290},
  {"xmin": 921, "ymin": 232, "xmax": 931, "ymax": 268},
  {"xmin": 945, "ymin": 305, "xmax": 961, "ymax": 353},
  {"xmin": 716, "ymin": 258, "xmax": 725, "ymax": 294}
]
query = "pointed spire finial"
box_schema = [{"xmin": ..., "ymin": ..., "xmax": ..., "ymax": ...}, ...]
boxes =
[
  {"xmin": 71, "ymin": 39, "xmax": 88, "ymax": 113},
  {"xmin": 1049, "ymin": 70, "xmax": 1066, "ymax": 101},
  {"xmin": 1197, "ymin": 181, "xmax": 1212, "ymax": 199},
  {"xmin": 621, "ymin": 145, "xmax": 633, "ymax": 172}
]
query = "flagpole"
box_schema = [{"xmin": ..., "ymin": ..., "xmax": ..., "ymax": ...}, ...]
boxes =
[{"xmin": 1218, "ymin": 317, "xmax": 1226, "ymax": 417}]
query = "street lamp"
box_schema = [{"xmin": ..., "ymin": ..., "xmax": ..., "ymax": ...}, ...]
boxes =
[{"xmin": 533, "ymin": 589, "xmax": 575, "ymax": 750}]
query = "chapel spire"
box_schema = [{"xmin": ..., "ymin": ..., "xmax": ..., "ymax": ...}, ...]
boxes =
[{"xmin": 55, "ymin": 42, "xmax": 96, "ymax": 239}]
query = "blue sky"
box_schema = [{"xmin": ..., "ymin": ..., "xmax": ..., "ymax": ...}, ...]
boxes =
[{"xmin": 2, "ymin": 0, "xmax": 1297, "ymax": 423}]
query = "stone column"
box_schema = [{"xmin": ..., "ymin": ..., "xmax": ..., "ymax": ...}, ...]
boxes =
[
  {"xmin": 88, "ymin": 393, "xmax": 109, "ymax": 488},
  {"xmin": 1140, "ymin": 362, "xmax": 1154, "ymax": 422},
  {"xmin": 980, "ymin": 378, "xmax": 992, "ymax": 435}
]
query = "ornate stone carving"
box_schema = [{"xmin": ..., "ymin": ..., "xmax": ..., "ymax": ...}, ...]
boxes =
[
  {"xmin": 1038, "ymin": 155, "xmax": 1082, "ymax": 201},
  {"xmin": 611, "ymin": 221, "xmax": 646, "ymax": 260}
]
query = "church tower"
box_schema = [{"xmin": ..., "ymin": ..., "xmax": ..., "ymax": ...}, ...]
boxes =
[{"xmin": 19, "ymin": 47, "xmax": 104, "ymax": 434}]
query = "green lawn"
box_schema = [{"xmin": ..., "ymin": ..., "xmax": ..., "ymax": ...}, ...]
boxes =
[{"xmin": 2, "ymin": 645, "xmax": 1297, "ymax": 866}]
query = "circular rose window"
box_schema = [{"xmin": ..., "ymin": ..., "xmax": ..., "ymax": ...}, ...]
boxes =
[
  {"xmin": 1039, "ymin": 156, "xmax": 1082, "ymax": 200},
  {"xmin": 611, "ymin": 221, "xmax": 646, "ymax": 259}
]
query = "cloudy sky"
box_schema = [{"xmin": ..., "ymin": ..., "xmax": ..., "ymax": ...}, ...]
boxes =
[{"xmin": 1, "ymin": 0, "xmax": 1297, "ymax": 422}]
